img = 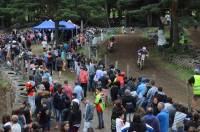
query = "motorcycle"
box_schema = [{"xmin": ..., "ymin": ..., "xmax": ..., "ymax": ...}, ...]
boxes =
[
  {"xmin": 107, "ymin": 41, "xmax": 114, "ymax": 52},
  {"xmin": 137, "ymin": 54, "xmax": 146, "ymax": 70}
]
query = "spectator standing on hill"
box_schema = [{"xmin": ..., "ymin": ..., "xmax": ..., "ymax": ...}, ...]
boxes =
[
  {"xmin": 95, "ymin": 88, "xmax": 105, "ymax": 129},
  {"xmin": 73, "ymin": 82, "xmax": 84, "ymax": 102},
  {"xmin": 79, "ymin": 66, "xmax": 89, "ymax": 97},
  {"xmin": 69, "ymin": 102, "xmax": 82, "ymax": 132},
  {"xmin": 63, "ymin": 80, "xmax": 73, "ymax": 100},
  {"xmin": 188, "ymin": 68, "xmax": 200, "ymax": 108},
  {"xmin": 11, "ymin": 115, "xmax": 21, "ymax": 132},
  {"xmin": 142, "ymin": 107, "xmax": 160, "ymax": 132},
  {"xmin": 146, "ymin": 80, "xmax": 158, "ymax": 104},
  {"xmin": 99, "ymin": 71, "xmax": 111, "ymax": 104},
  {"xmin": 88, "ymin": 60, "xmax": 96, "ymax": 92},
  {"xmin": 128, "ymin": 113, "xmax": 146, "ymax": 132},
  {"xmin": 53, "ymin": 85, "xmax": 70, "ymax": 129},
  {"xmin": 82, "ymin": 98, "xmax": 94, "ymax": 132},
  {"xmin": 122, "ymin": 89, "xmax": 136, "ymax": 122},
  {"xmin": 111, "ymin": 100, "xmax": 126, "ymax": 132},
  {"xmin": 156, "ymin": 102, "xmax": 169, "ymax": 132},
  {"xmin": 25, "ymin": 75, "xmax": 36, "ymax": 114}
]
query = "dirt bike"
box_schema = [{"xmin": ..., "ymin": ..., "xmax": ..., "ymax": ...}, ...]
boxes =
[
  {"xmin": 137, "ymin": 54, "xmax": 146, "ymax": 70},
  {"xmin": 107, "ymin": 41, "xmax": 114, "ymax": 52}
]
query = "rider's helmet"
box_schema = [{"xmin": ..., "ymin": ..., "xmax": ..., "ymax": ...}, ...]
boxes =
[{"xmin": 142, "ymin": 46, "xmax": 147, "ymax": 50}]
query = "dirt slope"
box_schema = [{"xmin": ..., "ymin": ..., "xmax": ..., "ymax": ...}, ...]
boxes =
[{"xmin": 106, "ymin": 34, "xmax": 188, "ymax": 103}]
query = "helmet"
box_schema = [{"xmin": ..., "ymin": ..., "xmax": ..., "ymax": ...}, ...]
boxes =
[{"xmin": 142, "ymin": 46, "xmax": 146, "ymax": 50}]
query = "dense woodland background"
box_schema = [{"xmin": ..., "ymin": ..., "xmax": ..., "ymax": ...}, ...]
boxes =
[{"xmin": 0, "ymin": 0, "xmax": 200, "ymax": 47}]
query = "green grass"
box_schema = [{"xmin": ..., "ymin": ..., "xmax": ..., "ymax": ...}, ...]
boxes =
[
  {"xmin": 151, "ymin": 48, "xmax": 193, "ymax": 81},
  {"xmin": 162, "ymin": 63, "xmax": 193, "ymax": 81}
]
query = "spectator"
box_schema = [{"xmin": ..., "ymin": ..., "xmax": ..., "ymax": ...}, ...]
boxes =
[
  {"xmin": 128, "ymin": 113, "xmax": 146, "ymax": 132},
  {"xmin": 61, "ymin": 121, "xmax": 70, "ymax": 132},
  {"xmin": 79, "ymin": 66, "xmax": 89, "ymax": 97},
  {"xmin": 146, "ymin": 80, "xmax": 158, "ymax": 104},
  {"xmin": 116, "ymin": 112, "xmax": 125, "ymax": 132},
  {"xmin": 25, "ymin": 75, "xmax": 36, "ymax": 113},
  {"xmin": 2, "ymin": 114, "xmax": 11, "ymax": 127},
  {"xmin": 95, "ymin": 88, "xmax": 105, "ymax": 129},
  {"xmin": 188, "ymin": 68, "xmax": 200, "ymax": 109},
  {"xmin": 88, "ymin": 60, "xmax": 96, "ymax": 92},
  {"xmin": 136, "ymin": 79, "xmax": 147, "ymax": 107},
  {"xmin": 53, "ymin": 84, "xmax": 70, "ymax": 129},
  {"xmin": 99, "ymin": 71, "xmax": 111, "ymax": 104},
  {"xmin": 172, "ymin": 104, "xmax": 187, "ymax": 131},
  {"xmin": 37, "ymin": 99, "xmax": 51, "ymax": 131},
  {"xmin": 122, "ymin": 89, "xmax": 136, "ymax": 122},
  {"xmin": 63, "ymin": 80, "xmax": 73, "ymax": 100},
  {"xmin": 164, "ymin": 97, "xmax": 176, "ymax": 129},
  {"xmin": 82, "ymin": 98, "xmax": 94, "ymax": 132},
  {"xmin": 11, "ymin": 115, "xmax": 21, "ymax": 132},
  {"xmin": 110, "ymin": 81, "xmax": 120, "ymax": 102},
  {"xmin": 142, "ymin": 107, "xmax": 160, "ymax": 132},
  {"xmin": 56, "ymin": 55, "xmax": 63, "ymax": 79},
  {"xmin": 156, "ymin": 102, "xmax": 169, "ymax": 132},
  {"xmin": 111, "ymin": 100, "xmax": 126, "ymax": 132},
  {"xmin": 155, "ymin": 87, "xmax": 167, "ymax": 103},
  {"xmin": 30, "ymin": 122, "xmax": 40, "ymax": 132},
  {"xmin": 151, "ymin": 97, "xmax": 160, "ymax": 115},
  {"xmin": 185, "ymin": 112, "xmax": 200, "ymax": 130},
  {"xmin": 69, "ymin": 102, "xmax": 82, "ymax": 132},
  {"xmin": 73, "ymin": 82, "xmax": 84, "ymax": 102}
]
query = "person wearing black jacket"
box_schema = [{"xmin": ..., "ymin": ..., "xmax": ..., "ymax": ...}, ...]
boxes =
[
  {"xmin": 128, "ymin": 113, "xmax": 147, "ymax": 132},
  {"xmin": 68, "ymin": 102, "xmax": 82, "ymax": 132},
  {"xmin": 122, "ymin": 89, "xmax": 136, "ymax": 122},
  {"xmin": 53, "ymin": 85, "xmax": 71, "ymax": 129},
  {"xmin": 110, "ymin": 81, "xmax": 120, "ymax": 102}
]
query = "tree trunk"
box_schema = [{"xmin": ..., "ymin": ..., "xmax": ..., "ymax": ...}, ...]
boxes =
[
  {"xmin": 105, "ymin": 0, "xmax": 110, "ymax": 28},
  {"xmin": 55, "ymin": 20, "xmax": 59, "ymax": 47},
  {"xmin": 171, "ymin": 0, "xmax": 179, "ymax": 48},
  {"xmin": 147, "ymin": 14, "xmax": 153, "ymax": 26}
]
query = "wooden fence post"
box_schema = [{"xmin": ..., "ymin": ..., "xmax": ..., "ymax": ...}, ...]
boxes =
[
  {"xmin": 126, "ymin": 64, "xmax": 129, "ymax": 78},
  {"xmin": 104, "ymin": 55, "xmax": 107, "ymax": 68},
  {"xmin": 115, "ymin": 61, "xmax": 118, "ymax": 69}
]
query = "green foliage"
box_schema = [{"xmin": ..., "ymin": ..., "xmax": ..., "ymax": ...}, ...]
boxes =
[
  {"xmin": 0, "ymin": 0, "xmax": 200, "ymax": 27},
  {"xmin": 0, "ymin": 0, "xmax": 107, "ymax": 27}
]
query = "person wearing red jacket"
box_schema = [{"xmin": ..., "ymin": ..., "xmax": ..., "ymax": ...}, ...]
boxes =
[{"xmin": 79, "ymin": 66, "xmax": 89, "ymax": 97}]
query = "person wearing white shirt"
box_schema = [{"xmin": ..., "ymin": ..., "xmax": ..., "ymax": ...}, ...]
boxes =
[
  {"xmin": 116, "ymin": 112, "xmax": 125, "ymax": 132},
  {"xmin": 11, "ymin": 115, "xmax": 21, "ymax": 132}
]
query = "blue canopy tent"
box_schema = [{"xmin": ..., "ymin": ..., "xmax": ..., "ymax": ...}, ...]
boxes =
[
  {"xmin": 33, "ymin": 20, "xmax": 79, "ymax": 30},
  {"xmin": 59, "ymin": 20, "xmax": 76, "ymax": 30},
  {"xmin": 33, "ymin": 20, "xmax": 55, "ymax": 30},
  {"xmin": 59, "ymin": 20, "xmax": 79, "ymax": 37},
  {"xmin": 33, "ymin": 20, "xmax": 79, "ymax": 41},
  {"xmin": 67, "ymin": 20, "xmax": 80, "ymax": 36}
]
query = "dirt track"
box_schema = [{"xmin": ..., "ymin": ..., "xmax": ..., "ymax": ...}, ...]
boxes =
[{"xmin": 106, "ymin": 34, "xmax": 189, "ymax": 104}]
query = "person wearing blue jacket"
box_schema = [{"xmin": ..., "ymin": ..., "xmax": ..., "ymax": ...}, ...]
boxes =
[
  {"xmin": 156, "ymin": 102, "xmax": 169, "ymax": 132},
  {"xmin": 136, "ymin": 80, "xmax": 147, "ymax": 107}
]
